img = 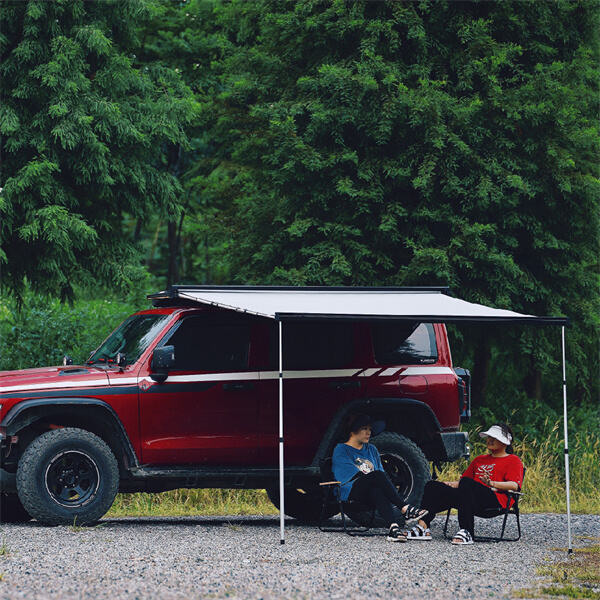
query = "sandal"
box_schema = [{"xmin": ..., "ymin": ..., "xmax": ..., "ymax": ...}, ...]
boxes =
[
  {"xmin": 402, "ymin": 504, "xmax": 429, "ymax": 523},
  {"xmin": 451, "ymin": 528, "xmax": 474, "ymax": 545},
  {"xmin": 406, "ymin": 524, "xmax": 432, "ymax": 540}
]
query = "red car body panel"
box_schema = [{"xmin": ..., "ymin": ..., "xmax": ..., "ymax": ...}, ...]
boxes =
[{"xmin": 0, "ymin": 308, "xmax": 463, "ymax": 468}]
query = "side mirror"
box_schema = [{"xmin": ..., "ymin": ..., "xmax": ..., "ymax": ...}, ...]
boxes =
[{"xmin": 150, "ymin": 345, "xmax": 175, "ymax": 383}]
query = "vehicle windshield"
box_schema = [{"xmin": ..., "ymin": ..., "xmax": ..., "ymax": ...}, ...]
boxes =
[{"xmin": 87, "ymin": 314, "xmax": 172, "ymax": 366}]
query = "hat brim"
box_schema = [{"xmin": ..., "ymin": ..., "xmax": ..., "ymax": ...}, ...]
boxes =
[{"xmin": 479, "ymin": 427, "xmax": 511, "ymax": 446}]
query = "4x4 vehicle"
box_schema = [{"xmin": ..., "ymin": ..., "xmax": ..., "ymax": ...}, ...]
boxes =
[{"xmin": 0, "ymin": 286, "xmax": 470, "ymax": 525}]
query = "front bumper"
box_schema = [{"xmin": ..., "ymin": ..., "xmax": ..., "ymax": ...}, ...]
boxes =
[{"xmin": 440, "ymin": 432, "xmax": 470, "ymax": 461}]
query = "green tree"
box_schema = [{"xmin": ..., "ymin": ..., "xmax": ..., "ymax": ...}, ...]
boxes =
[
  {"xmin": 0, "ymin": 0, "xmax": 196, "ymax": 301},
  {"xmin": 134, "ymin": 0, "xmax": 233, "ymax": 285},
  {"xmin": 199, "ymin": 0, "xmax": 599, "ymax": 406}
]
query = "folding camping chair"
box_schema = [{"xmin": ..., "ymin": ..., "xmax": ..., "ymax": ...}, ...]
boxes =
[
  {"xmin": 317, "ymin": 458, "xmax": 378, "ymax": 536},
  {"xmin": 443, "ymin": 468, "xmax": 525, "ymax": 542}
]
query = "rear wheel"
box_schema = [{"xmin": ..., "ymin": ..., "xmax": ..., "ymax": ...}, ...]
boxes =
[
  {"xmin": 0, "ymin": 493, "xmax": 32, "ymax": 523},
  {"xmin": 16, "ymin": 428, "xmax": 119, "ymax": 526},
  {"xmin": 345, "ymin": 431, "xmax": 430, "ymax": 527},
  {"xmin": 265, "ymin": 484, "xmax": 338, "ymax": 524}
]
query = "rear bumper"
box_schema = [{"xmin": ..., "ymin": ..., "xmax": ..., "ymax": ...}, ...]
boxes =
[{"xmin": 440, "ymin": 432, "xmax": 470, "ymax": 461}]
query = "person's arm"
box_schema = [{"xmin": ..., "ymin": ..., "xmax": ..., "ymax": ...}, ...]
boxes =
[
  {"xmin": 482, "ymin": 455, "xmax": 523, "ymax": 492},
  {"xmin": 332, "ymin": 445, "xmax": 359, "ymax": 484},
  {"xmin": 371, "ymin": 444, "xmax": 384, "ymax": 472},
  {"xmin": 479, "ymin": 472, "xmax": 518, "ymax": 491}
]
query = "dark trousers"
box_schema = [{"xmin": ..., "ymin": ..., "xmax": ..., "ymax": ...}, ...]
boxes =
[
  {"xmin": 348, "ymin": 470, "xmax": 405, "ymax": 528},
  {"xmin": 420, "ymin": 478, "xmax": 501, "ymax": 536}
]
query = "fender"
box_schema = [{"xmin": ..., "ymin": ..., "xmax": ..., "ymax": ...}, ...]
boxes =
[
  {"xmin": 311, "ymin": 397, "xmax": 445, "ymax": 466},
  {"xmin": 1, "ymin": 398, "xmax": 139, "ymax": 470}
]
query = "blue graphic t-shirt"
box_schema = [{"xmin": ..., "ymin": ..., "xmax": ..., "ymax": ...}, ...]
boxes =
[{"xmin": 332, "ymin": 442, "xmax": 384, "ymax": 501}]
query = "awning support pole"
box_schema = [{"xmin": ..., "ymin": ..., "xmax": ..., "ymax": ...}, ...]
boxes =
[
  {"xmin": 278, "ymin": 319, "xmax": 285, "ymax": 545},
  {"xmin": 561, "ymin": 325, "xmax": 573, "ymax": 554}
]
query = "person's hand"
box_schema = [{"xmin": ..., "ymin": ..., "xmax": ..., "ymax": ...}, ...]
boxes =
[{"xmin": 480, "ymin": 473, "xmax": 492, "ymax": 486}]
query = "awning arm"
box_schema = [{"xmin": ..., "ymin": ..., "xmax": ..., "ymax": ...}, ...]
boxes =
[
  {"xmin": 278, "ymin": 318, "xmax": 285, "ymax": 545},
  {"xmin": 562, "ymin": 326, "xmax": 573, "ymax": 554}
]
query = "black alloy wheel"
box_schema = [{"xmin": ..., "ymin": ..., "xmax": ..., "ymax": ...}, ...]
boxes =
[
  {"xmin": 381, "ymin": 452, "xmax": 414, "ymax": 501},
  {"xmin": 16, "ymin": 428, "xmax": 119, "ymax": 526},
  {"xmin": 45, "ymin": 450, "xmax": 100, "ymax": 507}
]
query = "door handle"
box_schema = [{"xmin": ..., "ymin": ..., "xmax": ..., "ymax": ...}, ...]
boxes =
[
  {"xmin": 223, "ymin": 382, "xmax": 255, "ymax": 391},
  {"xmin": 329, "ymin": 380, "xmax": 361, "ymax": 390}
]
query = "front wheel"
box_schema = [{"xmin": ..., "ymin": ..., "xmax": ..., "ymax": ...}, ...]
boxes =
[
  {"xmin": 345, "ymin": 432, "xmax": 430, "ymax": 527},
  {"xmin": 16, "ymin": 428, "xmax": 119, "ymax": 526}
]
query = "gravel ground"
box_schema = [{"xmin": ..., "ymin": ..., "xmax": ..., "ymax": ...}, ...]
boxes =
[{"xmin": 0, "ymin": 513, "xmax": 597, "ymax": 600}]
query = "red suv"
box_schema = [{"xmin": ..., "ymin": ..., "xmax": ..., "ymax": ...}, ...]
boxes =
[{"xmin": 0, "ymin": 287, "xmax": 470, "ymax": 525}]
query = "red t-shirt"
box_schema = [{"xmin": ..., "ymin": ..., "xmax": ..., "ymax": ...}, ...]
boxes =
[{"xmin": 461, "ymin": 453, "xmax": 524, "ymax": 508}]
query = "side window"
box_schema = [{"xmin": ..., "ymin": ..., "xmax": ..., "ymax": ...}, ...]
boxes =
[
  {"xmin": 273, "ymin": 322, "xmax": 354, "ymax": 369},
  {"xmin": 164, "ymin": 317, "xmax": 251, "ymax": 372},
  {"xmin": 371, "ymin": 322, "xmax": 438, "ymax": 365}
]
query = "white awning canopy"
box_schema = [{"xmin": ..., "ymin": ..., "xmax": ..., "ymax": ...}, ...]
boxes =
[{"xmin": 149, "ymin": 286, "xmax": 568, "ymax": 325}]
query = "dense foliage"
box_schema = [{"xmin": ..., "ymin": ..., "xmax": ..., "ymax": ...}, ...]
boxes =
[
  {"xmin": 0, "ymin": 0, "xmax": 597, "ymax": 414},
  {"xmin": 0, "ymin": 0, "xmax": 196, "ymax": 301}
]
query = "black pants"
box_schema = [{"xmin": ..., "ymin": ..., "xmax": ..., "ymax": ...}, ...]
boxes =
[
  {"xmin": 348, "ymin": 470, "xmax": 406, "ymax": 528},
  {"xmin": 420, "ymin": 478, "xmax": 501, "ymax": 536}
]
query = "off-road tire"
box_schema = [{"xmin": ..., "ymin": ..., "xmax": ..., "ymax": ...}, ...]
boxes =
[
  {"xmin": 345, "ymin": 431, "xmax": 430, "ymax": 528},
  {"xmin": 265, "ymin": 484, "xmax": 338, "ymax": 524},
  {"xmin": 0, "ymin": 493, "xmax": 32, "ymax": 523},
  {"xmin": 16, "ymin": 428, "xmax": 119, "ymax": 526}
]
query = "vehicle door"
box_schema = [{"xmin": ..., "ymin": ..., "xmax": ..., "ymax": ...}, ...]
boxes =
[
  {"xmin": 139, "ymin": 313, "xmax": 259, "ymax": 466},
  {"xmin": 257, "ymin": 320, "xmax": 364, "ymax": 466}
]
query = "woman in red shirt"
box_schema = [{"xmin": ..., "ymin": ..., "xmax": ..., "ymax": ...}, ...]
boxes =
[{"xmin": 406, "ymin": 423, "xmax": 524, "ymax": 545}]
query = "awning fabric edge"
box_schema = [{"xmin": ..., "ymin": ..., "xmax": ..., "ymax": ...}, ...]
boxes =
[{"xmin": 148, "ymin": 286, "xmax": 569, "ymax": 326}]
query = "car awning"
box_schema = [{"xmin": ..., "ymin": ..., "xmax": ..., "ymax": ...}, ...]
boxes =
[{"xmin": 148, "ymin": 285, "xmax": 568, "ymax": 325}]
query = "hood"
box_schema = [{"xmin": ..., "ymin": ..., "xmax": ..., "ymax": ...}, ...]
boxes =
[{"xmin": 0, "ymin": 365, "xmax": 110, "ymax": 396}]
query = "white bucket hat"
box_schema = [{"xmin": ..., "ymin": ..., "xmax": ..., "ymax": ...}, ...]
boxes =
[{"xmin": 479, "ymin": 425, "xmax": 512, "ymax": 446}]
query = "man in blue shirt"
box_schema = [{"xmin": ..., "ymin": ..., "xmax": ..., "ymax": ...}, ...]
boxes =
[{"xmin": 332, "ymin": 415, "xmax": 427, "ymax": 542}]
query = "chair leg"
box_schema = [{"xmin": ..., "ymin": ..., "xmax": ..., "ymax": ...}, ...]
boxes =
[
  {"xmin": 473, "ymin": 510, "xmax": 521, "ymax": 543},
  {"xmin": 443, "ymin": 509, "xmax": 452, "ymax": 540},
  {"xmin": 319, "ymin": 499, "xmax": 376, "ymax": 536}
]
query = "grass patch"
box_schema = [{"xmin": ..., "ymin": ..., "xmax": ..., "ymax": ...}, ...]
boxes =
[
  {"xmin": 514, "ymin": 540, "xmax": 600, "ymax": 599},
  {"xmin": 107, "ymin": 489, "xmax": 277, "ymax": 518}
]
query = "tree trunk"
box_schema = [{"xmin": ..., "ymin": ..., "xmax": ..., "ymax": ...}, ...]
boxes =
[
  {"xmin": 167, "ymin": 220, "xmax": 179, "ymax": 287},
  {"xmin": 471, "ymin": 332, "xmax": 491, "ymax": 409},
  {"xmin": 523, "ymin": 359, "xmax": 543, "ymax": 401}
]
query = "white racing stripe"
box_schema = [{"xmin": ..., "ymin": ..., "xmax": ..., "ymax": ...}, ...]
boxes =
[
  {"xmin": 259, "ymin": 369, "xmax": 361, "ymax": 381},
  {"xmin": 379, "ymin": 368, "xmax": 401, "ymax": 377},
  {"xmin": 399, "ymin": 367, "xmax": 454, "ymax": 376},
  {"xmin": 358, "ymin": 368, "xmax": 380, "ymax": 377},
  {"xmin": 162, "ymin": 372, "xmax": 260, "ymax": 383},
  {"xmin": 1, "ymin": 366, "xmax": 456, "ymax": 394},
  {"xmin": 0, "ymin": 379, "xmax": 109, "ymax": 394}
]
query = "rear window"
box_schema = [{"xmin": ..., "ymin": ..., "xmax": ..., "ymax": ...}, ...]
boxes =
[
  {"xmin": 371, "ymin": 322, "xmax": 437, "ymax": 365},
  {"xmin": 272, "ymin": 322, "xmax": 354, "ymax": 369}
]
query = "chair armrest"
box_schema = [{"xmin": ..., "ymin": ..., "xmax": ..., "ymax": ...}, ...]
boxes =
[{"xmin": 319, "ymin": 481, "xmax": 341, "ymax": 486}]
